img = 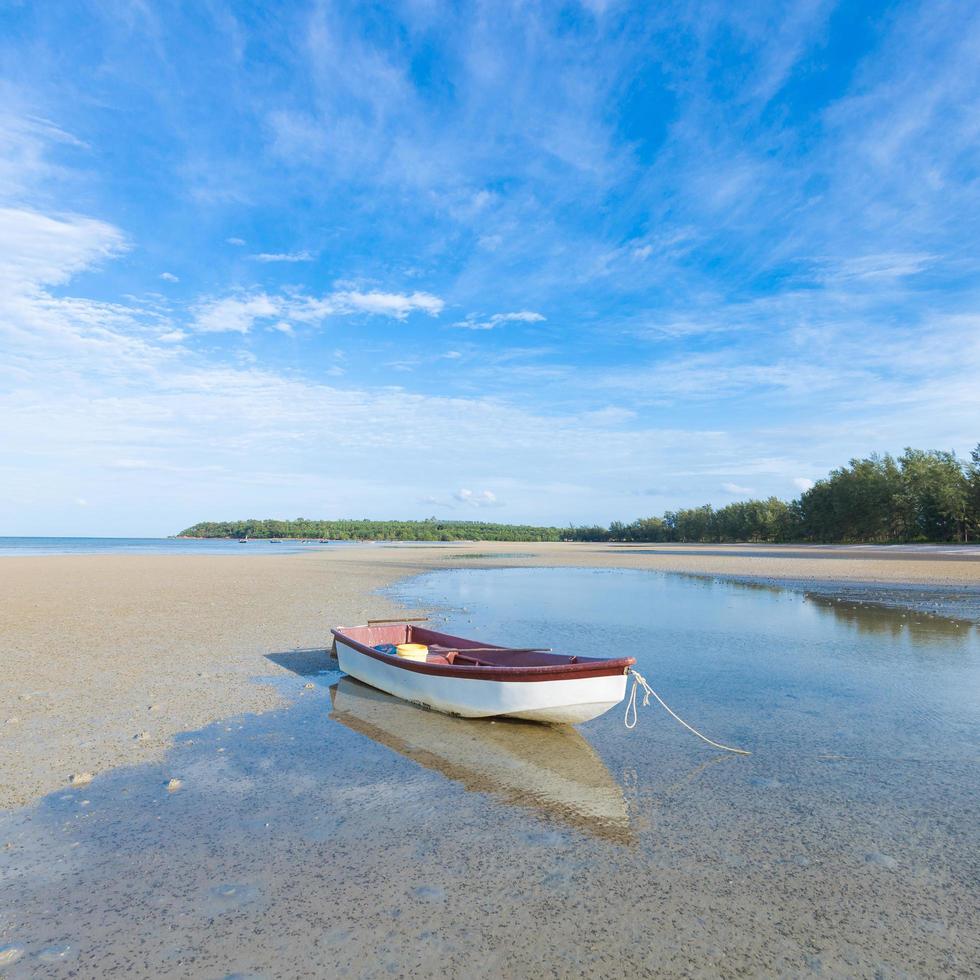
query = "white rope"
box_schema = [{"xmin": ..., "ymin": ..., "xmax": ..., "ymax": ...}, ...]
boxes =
[{"xmin": 624, "ymin": 668, "xmax": 751, "ymax": 755}]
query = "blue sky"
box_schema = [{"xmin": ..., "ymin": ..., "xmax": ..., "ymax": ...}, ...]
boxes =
[{"xmin": 1, "ymin": 0, "xmax": 979, "ymax": 535}]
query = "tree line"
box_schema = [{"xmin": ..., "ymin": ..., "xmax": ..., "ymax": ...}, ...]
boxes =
[
  {"xmin": 179, "ymin": 444, "xmax": 980, "ymax": 544},
  {"xmin": 178, "ymin": 517, "xmax": 565, "ymax": 542}
]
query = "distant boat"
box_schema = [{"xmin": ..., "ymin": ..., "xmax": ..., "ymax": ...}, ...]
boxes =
[
  {"xmin": 329, "ymin": 676, "xmax": 632, "ymax": 842},
  {"xmin": 239, "ymin": 535, "xmax": 249, "ymax": 543},
  {"xmin": 330, "ymin": 622, "xmax": 635, "ymax": 724}
]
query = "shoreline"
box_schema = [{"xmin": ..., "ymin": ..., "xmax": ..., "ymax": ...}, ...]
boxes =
[{"xmin": 2, "ymin": 541, "xmax": 979, "ymax": 810}]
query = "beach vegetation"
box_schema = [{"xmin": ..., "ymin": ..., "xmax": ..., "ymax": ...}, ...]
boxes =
[{"xmin": 180, "ymin": 444, "xmax": 980, "ymax": 544}]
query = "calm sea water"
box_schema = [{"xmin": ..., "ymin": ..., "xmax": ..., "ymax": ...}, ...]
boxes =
[
  {"xmin": 0, "ymin": 537, "xmax": 426, "ymax": 556},
  {"xmin": 1, "ymin": 568, "xmax": 978, "ymax": 977}
]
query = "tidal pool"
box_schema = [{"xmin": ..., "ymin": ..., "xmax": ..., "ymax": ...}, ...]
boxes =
[{"xmin": 1, "ymin": 568, "xmax": 978, "ymax": 978}]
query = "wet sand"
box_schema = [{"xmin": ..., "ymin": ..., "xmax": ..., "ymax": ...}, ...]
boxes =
[
  {"xmin": 0, "ymin": 552, "xmax": 418, "ymax": 809},
  {"xmin": 2, "ymin": 564, "xmax": 978, "ymax": 978},
  {"xmin": 2, "ymin": 541, "xmax": 979, "ymax": 809}
]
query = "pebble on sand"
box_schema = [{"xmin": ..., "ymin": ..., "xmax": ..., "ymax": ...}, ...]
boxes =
[
  {"xmin": 68, "ymin": 772, "xmax": 93, "ymax": 786},
  {"xmin": 865, "ymin": 852, "xmax": 898, "ymax": 869},
  {"xmin": 165, "ymin": 777, "xmax": 183, "ymax": 792}
]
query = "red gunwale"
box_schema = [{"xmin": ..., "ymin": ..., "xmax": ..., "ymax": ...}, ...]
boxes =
[{"xmin": 331, "ymin": 624, "xmax": 635, "ymax": 683}]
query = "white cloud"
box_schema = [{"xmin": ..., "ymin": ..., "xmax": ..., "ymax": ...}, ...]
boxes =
[
  {"xmin": 0, "ymin": 207, "xmax": 126, "ymax": 289},
  {"xmin": 793, "ymin": 476, "xmax": 815, "ymax": 492},
  {"xmin": 721, "ymin": 482, "xmax": 755, "ymax": 495},
  {"xmin": 251, "ymin": 250, "xmax": 314, "ymax": 263},
  {"xmin": 330, "ymin": 289, "xmax": 443, "ymax": 319},
  {"xmin": 159, "ymin": 329, "xmax": 187, "ymax": 343},
  {"xmin": 189, "ymin": 288, "xmax": 442, "ymax": 335},
  {"xmin": 159, "ymin": 272, "xmax": 179, "ymax": 282},
  {"xmin": 75, "ymin": 497, "xmax": 88, "ymax": 507},
  {"xmin": 453, "ymin": 310, "xmax": 546, "ymax": 330},
  {"xmin": 499, "ymin": 311, "xmax": 545, "ymax": 324},
  {"xmin": 192, "ymin": 293, "xmax": 281, "ymax": 334},
  {"xmin": 226, "ymin": 237, "xmax": 246, "ymax": 246},
  {"xmin": 0, "ymin": 207, "xmax": 175, "ymax": 385},
  {"xmin": 453, "ymin": 488, "xmax": 500, "ymax": 507},
  {"xmin": 296, "ymin": 289, "xmax": 444, "ymax": 321},
  {"xmin": 270, "ymin": 320, "xmax": 294, "ymax": 335}
]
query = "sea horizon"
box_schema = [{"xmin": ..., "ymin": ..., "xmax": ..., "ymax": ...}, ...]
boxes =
[{"xmin": 0, "ymin": 536, "xmax": 377, "ymax": 556}]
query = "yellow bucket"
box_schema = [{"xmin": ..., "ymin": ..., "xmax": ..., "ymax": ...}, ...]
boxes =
[{"xmin": 396, "ymin": 643, "xmax": 429, "ymax": 662}]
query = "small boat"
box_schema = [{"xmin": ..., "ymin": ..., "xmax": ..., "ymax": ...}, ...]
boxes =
[
  {"xmin": 330, "ymin": 622, "xmax": 635, "ymax": 724},
  {"xmin": 329, "ymin": 676, "xmax": 632, "ymax": 841}
]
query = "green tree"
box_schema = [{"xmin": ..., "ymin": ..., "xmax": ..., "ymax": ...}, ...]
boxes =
[
  {"xmin": 896, "ymin": 448, "xmax": 970, "ymax": 542},
  {"xmin": 968, "ymin": 444, "xmax": 980, "ymax": 542}
]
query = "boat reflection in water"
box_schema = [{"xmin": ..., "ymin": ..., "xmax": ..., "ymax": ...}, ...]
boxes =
[{"xmin": 329, "ymin": 676, "xmax": 633, "ymax": 844}]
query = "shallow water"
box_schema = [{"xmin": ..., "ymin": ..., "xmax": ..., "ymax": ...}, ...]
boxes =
[
  {"xmin": 1, "ymin": 568, "xmax": 979, "ymax": 978},
  {"xmin": 0, "ymin": 536, "xmax": 356, "ymax": 556}
]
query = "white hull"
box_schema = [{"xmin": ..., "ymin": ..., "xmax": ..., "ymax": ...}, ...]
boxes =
[{"xmin": 335, "ymin": 639, "xmax": 628, "ymax": 724}]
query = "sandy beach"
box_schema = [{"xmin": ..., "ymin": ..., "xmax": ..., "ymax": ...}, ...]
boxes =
[{"xmin": 2, "ymin": 541, "xmax": 979, "ymax": 809}]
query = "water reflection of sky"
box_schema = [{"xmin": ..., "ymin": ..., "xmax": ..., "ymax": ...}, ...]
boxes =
[
  {"xmin": 1, "ymin": 568, "xmax": 978, "ymax": 977},
  {"xmin": 393, "ymin": 568, "xmax": 980, "ymax": 763}
]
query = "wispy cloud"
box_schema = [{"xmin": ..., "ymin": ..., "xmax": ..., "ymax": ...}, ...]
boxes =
[
  {"xmin": 325, "ymin": 290, "xmax": 443, "ymax": 319},
  {"xmin": 191, "ymin": 288, "xmax": 444, "ymax": 333},
  {"xmin": 0, "ymin": 107, "xmax": 89, "ymax": 198},
  {"xmin": 721, "ymin": 482, "xmax": 754, "ymax": 495},
  {"xmin": 250, "ymin": 250, "xmax": 314, "ymax": 263},
  {"xmin": 816, "ymin": 252, "xmax": 936, "ymax": 283},
  {"xmin": 0, "ymin": 207, "xmax": 127, "ymax": 289},
  {"xmin": 453, "ymin": 311, "xmax": 546, "ymax": 331}
]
